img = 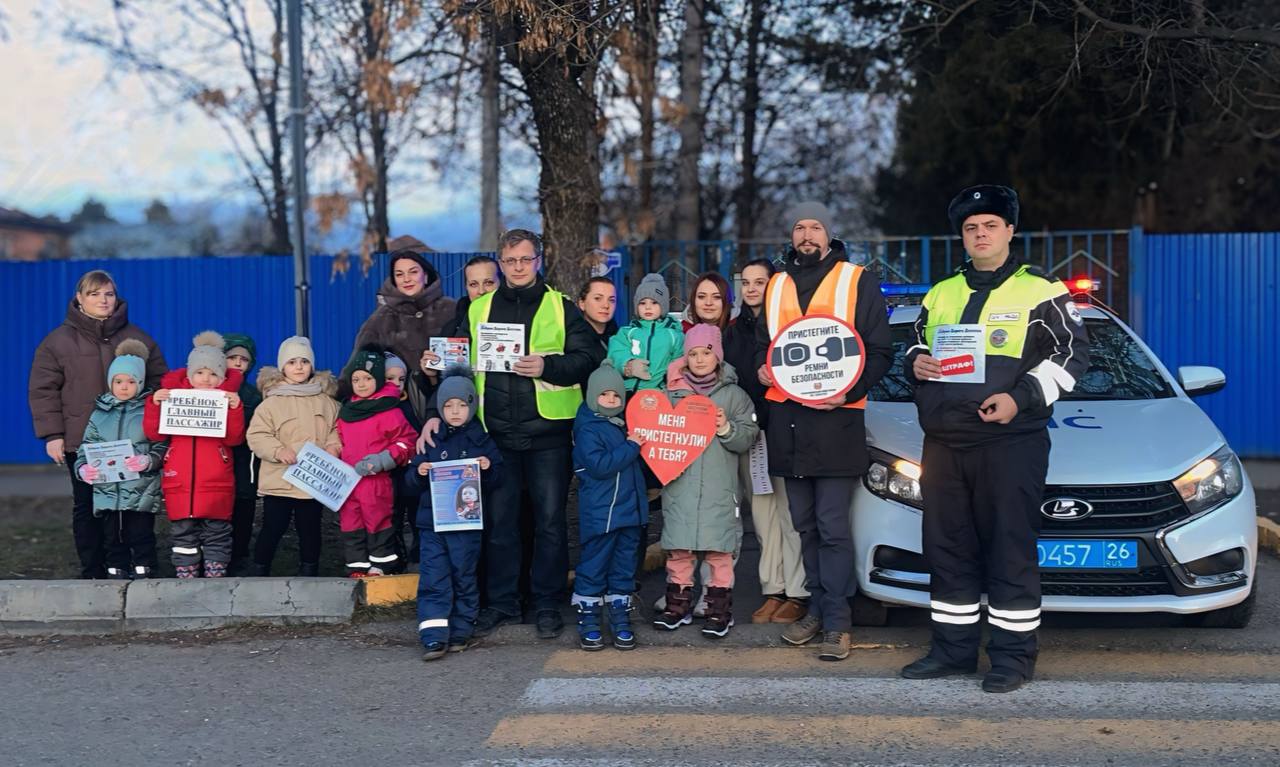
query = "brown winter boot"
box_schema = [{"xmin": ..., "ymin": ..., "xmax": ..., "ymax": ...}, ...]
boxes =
[
  {"xmin": 653, "ymin": 583, "xmax": 694, "ymax": 630},
  {"xmin": 701, "ymin": 587, "xmax": 734, "ymax": 638}
]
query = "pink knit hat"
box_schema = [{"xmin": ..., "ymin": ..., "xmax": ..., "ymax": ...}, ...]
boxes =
[{"xmin": 684, "ymin": 323, "xmax": 724, "ymax": 361}]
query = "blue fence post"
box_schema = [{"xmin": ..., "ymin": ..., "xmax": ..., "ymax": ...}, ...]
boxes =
[
  {"xmin": 1127, "ymin": 226, "xmax": 1145, "ymax": 337},
  {"xmin": 920, "ymin": 238, "xmax": 932, "ymax": 284}
]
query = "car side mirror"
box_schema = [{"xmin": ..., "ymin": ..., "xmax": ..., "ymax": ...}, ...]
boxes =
[{"xmin": 1178, "ymin": 366, "xmax": 1226, "ymax": 397}]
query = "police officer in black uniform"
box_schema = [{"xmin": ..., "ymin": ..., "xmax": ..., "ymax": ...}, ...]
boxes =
[{"xmin": 900, "ymin": 185, "xmax": 1090, "ymax": 693}]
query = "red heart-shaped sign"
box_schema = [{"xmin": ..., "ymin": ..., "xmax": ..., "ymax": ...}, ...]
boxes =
[{"xmin": 625, "ymin": 390, "xmax": 718, "ymax": 486}]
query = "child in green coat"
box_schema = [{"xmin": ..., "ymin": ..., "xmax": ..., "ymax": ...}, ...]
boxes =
[
  {"xmin": 74, "ymin": 340, "xmax": 168, "ymax": 578},
  {"xmin": 607, "ymin": 273, "xmax": 684, "ymax": 394}
]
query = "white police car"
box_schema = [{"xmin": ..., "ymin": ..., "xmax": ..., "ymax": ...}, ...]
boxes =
[{"xmin": 855, "ymin": 298, "xmax": 1258, "ymax": 627}]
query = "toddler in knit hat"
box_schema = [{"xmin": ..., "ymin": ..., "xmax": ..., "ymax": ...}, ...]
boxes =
[{"xmin": 607, "ymin": 272, "xmax": 685, "ymax": 394}]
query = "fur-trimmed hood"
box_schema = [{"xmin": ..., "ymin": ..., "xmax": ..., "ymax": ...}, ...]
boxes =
[{"xmin": 256, "ymin": 367, "xmax": 338, "ymax": 397}]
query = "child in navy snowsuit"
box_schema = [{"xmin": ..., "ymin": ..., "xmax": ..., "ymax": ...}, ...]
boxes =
[
  {"xmin": 406, "ymin": 368, "xmax": 502, "ymax": 660},
  {"xmin": 571, "ymin": 361, "xmax": 649, "ymax": 651}
]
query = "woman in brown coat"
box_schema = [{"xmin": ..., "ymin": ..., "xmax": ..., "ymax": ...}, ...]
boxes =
[{"xmin": 28, "ymin": 270, "xmax": 167, "ymax": 578}]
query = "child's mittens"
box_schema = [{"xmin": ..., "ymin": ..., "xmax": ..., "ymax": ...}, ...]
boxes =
[
  {"xmin": 626, "ymin": 358, "xmax": 652, "ymax": 380},
  {"xmin": 124, "ymin": 454, "xmax": 151, "ymax": 472},
  {"xmin": 355, "ymin": 449, "xmax": 397, "ymax": 476},
  {"xmin": 78, "ymin": 464, "xmax": 100, "ymax": 483}
]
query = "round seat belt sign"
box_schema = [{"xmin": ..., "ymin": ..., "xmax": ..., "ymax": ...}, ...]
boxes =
[{"xmin": 767, "ymin": 314, "xmax": 865, "ymax": 403}]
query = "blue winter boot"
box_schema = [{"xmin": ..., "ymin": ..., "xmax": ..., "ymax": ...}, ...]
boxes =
[
  {"xmin": 573, "ymin": 595, "xmax": 606, "ymax": 651},
  {"xmin": 607, "ymin": 594, "xmax": 636, "ymax": 651}
]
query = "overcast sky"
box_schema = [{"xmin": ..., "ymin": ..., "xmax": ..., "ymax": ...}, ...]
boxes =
[{"xmin": 0, "ymin": 1, "xmax": 526, "ymax": 250}]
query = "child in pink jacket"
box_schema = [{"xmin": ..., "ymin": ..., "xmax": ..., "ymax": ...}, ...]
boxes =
[{"xmin": 337, "ymin": 348, "xmax": 417, "ymax": 577}]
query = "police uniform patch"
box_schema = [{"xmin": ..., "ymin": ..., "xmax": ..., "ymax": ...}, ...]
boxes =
[
  {"xmin": 990, "ymin": 328, "xmax": 1009, "ymax": 348},
  {"xmin": 1066, "ymin": 303, "xmax": 1084, "ymax": 326}
]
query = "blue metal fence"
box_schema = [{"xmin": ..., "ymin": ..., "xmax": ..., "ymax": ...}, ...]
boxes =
[
  {"xmin": 7, "ymin": 227, "xmax": 1198, "ymax": 460},
  {"xmin": 1130, "ymin": 232, "xmax": 1279, "ymax": 458},
  {"xmin": 4, "ymin": 252, "xmax": 487, "ymax": 464}
]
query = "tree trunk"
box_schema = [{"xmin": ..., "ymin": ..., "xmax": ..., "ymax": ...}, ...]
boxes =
[
  {"xmin": 675, "ymin": 0, "xmax": 705, "ymax": 269},
  {"xmin": 479, "ymin": 23, "xmax": 501, "ymax": 250},
  {"xmin": 630, "ymin": 0, "xmax": 660, "ymax": 291},
  {"xmin": 509, "ymin": 52, "xmax": 601, "ymax": 294},
  {"xmin": 733, "ymin": 0, "xmax": 766, "ymax": 252}
]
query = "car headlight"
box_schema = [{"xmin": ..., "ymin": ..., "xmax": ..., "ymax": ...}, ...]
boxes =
[
  {"xmin": 865, "ymin": 451, "xmax": 923, "ymax": 509},
  {"xmin": 1172, "ymin": 446, "xmax": 1243, "ymax": 515}
]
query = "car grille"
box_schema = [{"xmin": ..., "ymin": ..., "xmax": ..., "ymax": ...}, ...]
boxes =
[
  {"xmin": 1041, "ymin": 566, "xmax": 1174, "ymax": 597},
  {"xmin": 1040, "ymin": 483, "xmax": 1186, "ymax": 531}
]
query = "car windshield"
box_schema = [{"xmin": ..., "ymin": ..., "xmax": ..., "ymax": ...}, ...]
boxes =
[{"xmin": 869, "ymin": 316, "xmax": 1175, "ymax": 403}]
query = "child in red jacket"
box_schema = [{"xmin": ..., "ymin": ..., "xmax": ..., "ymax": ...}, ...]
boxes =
[
  {"xmin": 337, "ymin": 347, "xmax": 417, "ymax": 577},
  {"xmin": 144, "ymin": 331, "xmax": 246, "ymax": 578}
]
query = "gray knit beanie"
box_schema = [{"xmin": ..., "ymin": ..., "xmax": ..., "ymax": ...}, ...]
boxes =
[
  {"xmin": 187, "ymin": 331, "xmax": 227, "ymax": 379},
  {"xmin": 785, "ymin": 201, "xmax": 834, "ymax": 238},
  {"xmin": 633, "ymin": 272, "xmax": 671, "ymax": 316},
  {"xmin": 437, "ymin": 365, "xmax": 478, "ymax": 422},
  {"xmin": 586, "ymin": 361, "xmax": 626, "ymax": 418}
]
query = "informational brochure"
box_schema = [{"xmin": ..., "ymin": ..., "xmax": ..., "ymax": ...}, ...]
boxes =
[
  {"xmin": 83, "ymin": 439, "xmax": 139, "ymax": 484},
  {"xmin": 426, "ymin": 337, "xmax": 470, "ymax": 371},
  {"xmin": 931, "ymin": 324, "xmax": 987, "ymax": 384},
  {"xmin": 158, "ymin": 389, "xmax": 229, "ymax": 438},
  {"xmin": 282, "ymin": 442, "xmax": 362, "ymax": 512},
  {"xmin": 475, "ymin": 322, "xmax": 524, "ymax": 373},
  {"xmin": 429, "ymin": 459, "xmax": 484, "ymax": 532},
  {"xmin": 748, "ymin": 432, "xmax": 774, "ymax": 495}
]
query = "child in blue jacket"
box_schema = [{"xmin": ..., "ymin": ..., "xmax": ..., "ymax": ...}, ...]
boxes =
[
  {"xmin": 406, "ymin": 367, "xmax": 502, "ymax": 661},
  {"xmin": 571, "ymin": 361, "xmax": 649, "ymax": 650}
]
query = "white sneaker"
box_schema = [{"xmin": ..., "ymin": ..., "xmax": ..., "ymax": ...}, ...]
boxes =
[{"xmin": 367, "ymin": 566, "xmax": 385, "ymax": 577}]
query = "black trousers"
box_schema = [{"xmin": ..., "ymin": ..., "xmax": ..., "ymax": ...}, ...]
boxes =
[
  {"xmin": 485, "ymin": 445, "xmax": 571, "ymax": 615},
  {"xmin": 66, "ymin": 452, "xmax": 107, "ymax": 579},
  {"xmin": 231, "ymin": 496, "xmax": 257, "ymax": 561},
  {"xmin": 102, "ymin": 510, "xmax": 157, "ymax": 572},
  {"xmin": 921, "ymin": 431, "xmax": 1050, "ymax": 678},
  {"xmin": 254, "ymin": 495, "xmax": 323, "ymax": 570},
  {"xmin": 786, "ymin": 476, "xmax": 858, "ymax": 632}
]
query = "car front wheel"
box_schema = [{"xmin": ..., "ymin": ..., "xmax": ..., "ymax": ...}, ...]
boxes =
[{"xmin": 1182, "ymin": 585, "xmax": 1256, "ymax": 629}]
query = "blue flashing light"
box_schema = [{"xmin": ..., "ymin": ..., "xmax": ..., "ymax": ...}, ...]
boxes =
[{"xmin": 881, "ymin": 283, "xmax": 932, "ymax": 297}]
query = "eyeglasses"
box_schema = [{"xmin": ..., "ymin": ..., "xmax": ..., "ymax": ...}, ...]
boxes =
[{"xmin": 499, "ymin": 256, "xmax": 540, "ymax": 267}]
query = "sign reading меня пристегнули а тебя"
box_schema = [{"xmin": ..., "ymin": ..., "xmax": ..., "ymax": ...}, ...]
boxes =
[{"xmin": 158, "ymin": 390, "xmax": 229, "ymax": 438}]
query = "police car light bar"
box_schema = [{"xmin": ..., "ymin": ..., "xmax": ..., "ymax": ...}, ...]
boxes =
[{"xmin": 881, "ymin": 283, "xmax": 932, "ymax": 297}]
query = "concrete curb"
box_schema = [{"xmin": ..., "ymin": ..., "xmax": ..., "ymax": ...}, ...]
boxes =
[
  {"xmin": 359, "ymin": 544, "xmax": 669, "ymax": 608},
  {"xmin": 1257, "ymin": 517, "xmax": 1280, "ymax": 557},
  {"xmin": 1, "ymin": 577, "xmax": 358, "ymax": 636}
]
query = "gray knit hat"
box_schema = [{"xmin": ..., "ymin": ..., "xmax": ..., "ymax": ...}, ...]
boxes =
[
  {"xmin": 437, "ymin": 365, "xmax": 478, "ymax": 422},
  {"xmin": 277, "ymin": 336, "xmax": 315, "ymax": 369},
  {"xmin": 633, "ymin": 272, "xmax": 671, "ymax": 316},
  {"xmin": 187, "ymin": 331, "xmax": 227, "ymax": 379},
  {"xmin": 785, "ymin": 201, "xmax": 834, "ymax": 238},
  {"xmin": 586, "ymin": 361, "xmax": 626, "ymax": 418}
]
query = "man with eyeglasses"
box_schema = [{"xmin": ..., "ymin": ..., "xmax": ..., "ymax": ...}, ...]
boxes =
[{"xmin": 419, "ymin": 228, "xmax": 601, "ymax": 639}]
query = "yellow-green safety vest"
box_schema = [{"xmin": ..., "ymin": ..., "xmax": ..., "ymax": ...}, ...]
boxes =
[
  {"xmin": 468, "ymin": 287, "xmax": 583, "ymax": 425},
  {"xmin": 921, "ymin": 265, "xmax": 1067, "ymax": 360}
]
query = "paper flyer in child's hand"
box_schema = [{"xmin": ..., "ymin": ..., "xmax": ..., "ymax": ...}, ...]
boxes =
[
  {"xmin": 84, "ymin": 439, "xmax": 139, "ymax": 484},
  {"xmin": 430, "ymin": 459, "xmax": 484, "ymax": 532},
  {"xmin": 159, "ymin": 390, "xmax": 229, "ymax": 438},
  {"xmin": 282, "ymin": 442, "xmax": 361, "ymax": 512},
  {"xmin": 475, "ymin": 322, "xmax": 524, "ymax": 373},
  {"xmin": 625, "ymin": 390, "xmax": 718, "ymax": 486},
  {"xmin": 427, "ymin": 337, "xmax": 470, "ymax": 371}
]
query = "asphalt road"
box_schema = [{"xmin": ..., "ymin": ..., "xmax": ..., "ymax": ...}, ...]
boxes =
[{"xmin": 4, "ymin": 555, "xmax": 1279, "ymax": 766}]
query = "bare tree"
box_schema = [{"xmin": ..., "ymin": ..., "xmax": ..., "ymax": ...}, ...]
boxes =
[
  {"xmin": 449, "ymin": 0, "xmax": 628, "ymax": 293},
  {"xmin": 63, "ymin": 1, "xmax": 296, "ymax": 253},
  {"xmin": 309, "ymin": 0, "xmax": 465, "ymax": 261},
  {"xmin": 674, "ymin": 0, "xmax": 706, "ymax": 257}
]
